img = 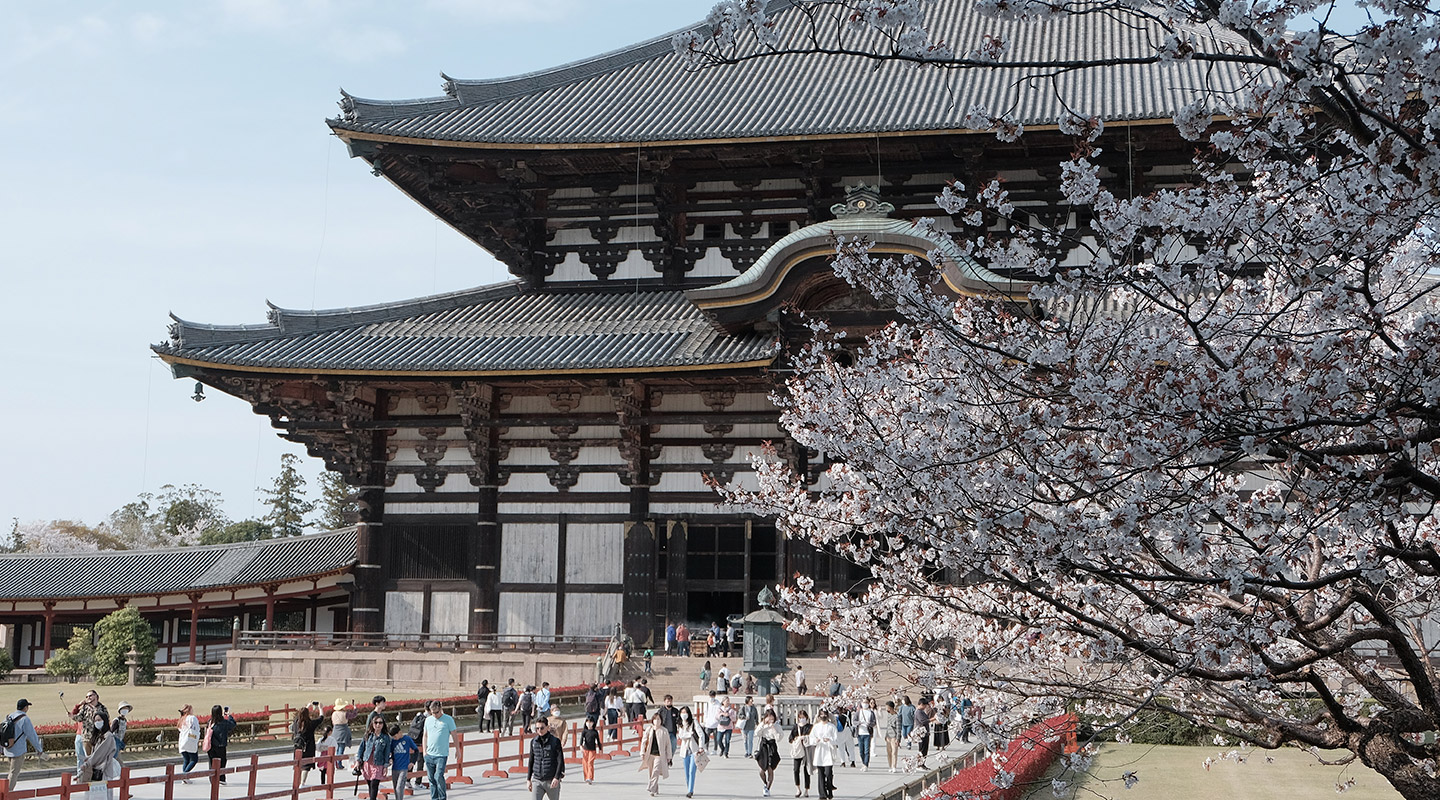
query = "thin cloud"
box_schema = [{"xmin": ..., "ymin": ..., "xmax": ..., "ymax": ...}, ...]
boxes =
[
  {"xmin": 425, "ymin": 0, "xmax": 581, "ymax": 23},
  {"xmin": 323, "ymin": 26, "xmax": 408, "ymax": 63}
]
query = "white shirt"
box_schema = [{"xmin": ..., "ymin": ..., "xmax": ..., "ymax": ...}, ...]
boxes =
[
  {"xmin": 177, "ymin": 715, "xmax": 201, "ymax": 754},
  {"xmin": 809, "ymin": 722, "xmax": 839, "ymax": 768}
]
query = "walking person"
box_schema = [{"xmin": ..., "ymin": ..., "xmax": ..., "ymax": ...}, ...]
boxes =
[
  {"xmin": 788, "ymin": 710, "xmax": 814, "ymax": 798},
  {"xmin": 638, "ymin": 711, "xmax": 673, "ymax": 797},
  {"xmin": 331, "ymin": 699, "xmax": 357, "ymax": 756},
  {"xmin": 855, "ymin": 699, "xmax": 877, "ymax": 770},
  {"xmin": 2, "ymin": 699, "xmax": 43, "ymax": 790},
  {"xmin": 516, "ymin": 686, "xmax": 537, "ymax": 735},
  {"xmin": 111, "ymin": 703, "xmax": 131, "ymax": 756},
  {"xmin": 526, "ymin": 716, "xmax": 564, "ymax": 800},
  {"xmin": 176, "ymin": 704, "xmax": 201, "ymax": 783},
  {"xmin": 486, "ymin": 684, "xmax": 506, "ymax": 733},
  {"xmin": 898, "ymin": 696, "xmax": 915, "ymax": 748},
  {"xmin": 715, "ymin": 696, "xmax": 735, "ymax": 758},
  {"xmin": 834, "ymin": 708, "xmax": 857, "ymax": 769},
  {"xmin": 420, "ymin": 700, "xmax": 457, "ymax": 800},
  {"xmin": 475, "ymin": 682, "xmax": 491, "ymax": 732},
  {"xmin": 724, "ymin": 623, "xmax": 736, "ymax": 658},
  {"xmin": 355, "ymin": 715, "xmax": 394, "ymax": 800},
  {"xmin": 407, "ymin": 709, "xmax": 428, "ymax": 791},
  {"xmin": 293, "ymin": 704, "xmax": 325, "ymax": 784},
  {"xmin": 676, "ymin": 623, "xmax": 690, "ymax": 657},
  {"xmin": 912, "ymin": 700, "xmax": 932, "ymax": 766},
  {"xmin": 204, "ymin": 705, "xmax": 237, "ymax": 783},
  {"xmin": 389, "ymin": 723, "xmax": 417, "ymax": 799},
  {"xmin": 755, "ymin": 709, "xmax": 782, "ymax": 797},
  {"xmin": 675, "ymin": 707, "xmax": 704, "ymax": 799},
  {"xmin": 536, "ymin": 683, "xmax": 552, "ymax": 719},
  {"xmin": 701, "ymin": 691, "xmax": 720, "ymax": 753},
  {"xmin": 932, "ymin": 696, "xmax": 951, "ymax": 752},
  {"xmin": 810, "ymin": 710, "xmax": 839, "ymax": 800},
  {"xmin": 502, "ymin": 680, "xmax": 520, "ymax": 736},
  {"xmin": 665, "ymin": 620, "xmax": 677, "ymax": 655},
  {"xmin": 578, "ymin": 716, "xmax": 602, "ymax": 784},
  {"xmin": 605, "ymin": 688, "xmax": 623, "ymax": 740},
  {"xmin": 717, "ymin": 663, "xmax": 730, "ymax": 694},
  {"xmin": 658, "ymin": 695, "xmax": 679, "ymax": 751},
  {"xmin": 76, "ymin": 718, "xmax": 118, "ymax": 800},
  {"xmin": 795, "ymin": 667, "xmax": 807, "ymax": 696},
  {"xmin": 316, "ymin": 721, "xmax": 339, "ymax": 786},
  {"xmin": 367, "ymin": 696, "xmax": 389, "ymax": 731},
  {"xmin": 740, "ymin": 695, "xmax": 759, "ymax": 757},
  {"xmin": 699, "ymin": 660, "xmax": 712, "ymax": 692},
  {"xmin": 881, "ymin": 701, "xmax": 901, "ymax": 772}
]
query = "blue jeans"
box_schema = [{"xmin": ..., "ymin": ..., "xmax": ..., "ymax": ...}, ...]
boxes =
[
  {"xmin": 900, "ymin": 722, "xmax": 913, "ymax": 744},
  {"xmin": 683, "ymin": 753, "xmax": 698, "ymax": 794},
  {"xmin": 857, "ymin": 735, "xmax": 872, "ymax": 767},
  {"xmin": 744, "ymin": 728, "xmax": 755, "ymax": 757},
  {"xmin": 717, "ymin": 729, "xmax": 732, "ymax": 756},
  {"xmin": 74, "ymin": 735, "xmax": 87, "ymax": 773},
  {"xmin": 424, "ymin": 754, "xmax": 447, "ymax": 800},
  {"xmin": 181, "ymin": 751, "xmax": 199, "ymax": 773}
]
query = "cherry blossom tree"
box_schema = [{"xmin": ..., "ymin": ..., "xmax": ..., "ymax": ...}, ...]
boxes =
[{"xmin": 681, "ymin": 1, "xmax": 1440, "ymax": 797}]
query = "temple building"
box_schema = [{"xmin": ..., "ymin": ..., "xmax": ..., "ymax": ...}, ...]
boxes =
[{"xmin": 150, "ymin": 0, "xmax": 1251, "ymax": 648}]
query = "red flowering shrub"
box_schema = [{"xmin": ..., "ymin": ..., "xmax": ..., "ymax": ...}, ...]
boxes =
[{"xmin": 936, "ymin": 713, "xmax": 1075, "ymax": 800}]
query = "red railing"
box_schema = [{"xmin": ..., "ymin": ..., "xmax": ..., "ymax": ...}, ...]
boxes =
[{"xmin": 0, "ymin": 714, "xmax": 655, "ymax": 800}]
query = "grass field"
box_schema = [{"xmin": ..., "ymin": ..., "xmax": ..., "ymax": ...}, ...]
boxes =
[
  {"xmin": 1055, "ymin": 743, "xmax": 1403, "ymax": 800},
  {"xmin": 0, "ymin": 683, "xmax": 443, "ymax": 729}
]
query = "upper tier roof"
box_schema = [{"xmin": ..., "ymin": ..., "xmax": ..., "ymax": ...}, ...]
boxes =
[
  {"xmin": 156, "ymin": 283, "xmax": 778, "ymax": 376},
  {"xmin": 329, "ymin": 0, "xmax": 1256, "ymax": 146},
  {"xmin": 0, "ymin": 528, "xmax": 357, "ymax": 601}
]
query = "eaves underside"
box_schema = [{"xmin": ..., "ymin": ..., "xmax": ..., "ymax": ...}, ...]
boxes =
[
  {"xmin": 0, "ymin": 566, "xmax": 353, "ymax": 604},
  {"xmin": 160, "ymin": 352, "xmax": 778, "ymax": 378},
  {"xmin": 331, "ymin": 116, "xmax": 1183, "ymax": 152}
]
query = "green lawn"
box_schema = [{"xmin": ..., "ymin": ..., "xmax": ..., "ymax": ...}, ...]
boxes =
[
  {"xmin": 0, "ymin": 682, "xmax": 443, "ymax": 730},
  {"xmin": 1052, "ymin": 743, "xmax": 1403, "ymax": 800}
]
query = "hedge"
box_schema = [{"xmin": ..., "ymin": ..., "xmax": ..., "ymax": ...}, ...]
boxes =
[{"xmin": 936, "ymin": 713, "xmax": 1076, "ymax": 800}]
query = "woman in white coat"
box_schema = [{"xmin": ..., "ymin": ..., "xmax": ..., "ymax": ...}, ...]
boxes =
[
  {"xmin": 176, "ymin": 704, "xmax": 201, "ymax": 782},
  {"xmin": 637, "ymin": 711, "xmax": 674, "ymax": 797},
  {"xmin": 809, "ymin": 710, "xmax": 840, "ymax": 800},
  {"xmin": 675, "ymin": 706, "xmax": 705, "ymax": 798}
]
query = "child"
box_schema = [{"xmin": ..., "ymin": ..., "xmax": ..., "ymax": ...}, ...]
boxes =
[
  {"xmin": 389, "ymin": 724, "xmax": 417, "ymax": 798},
  {"xmin": 579, "ymin": 715, "xmax": 602, "ymax": 784},
  {"xmin": 315, "ymin": 722, "xmax": 337, "ymax": 785},
  {"xmin": 643, "ymin": 647, "xmax": 654, "ymax": 677}
]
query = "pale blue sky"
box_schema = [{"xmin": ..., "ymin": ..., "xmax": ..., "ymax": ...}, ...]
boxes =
[
  {"xmin": 0, "ymin": 1, "xmax": 1370, "ymax": 529},
  {"xmin": 0, "ymin": 0, "xmax": 707, "ymax": 527}
]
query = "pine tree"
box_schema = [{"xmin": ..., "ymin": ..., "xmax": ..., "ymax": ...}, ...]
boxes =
[
  {"xmin": 259, "ymin": 453, "xmax": 315, "ymax": 537},
  {"xmin": 316, "ymin": 471, "xmax": 358, "ymax": 531}
]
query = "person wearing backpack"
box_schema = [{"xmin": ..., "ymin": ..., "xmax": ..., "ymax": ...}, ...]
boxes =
[
  {"xmin": 501, "ymin": 680, "xmax": 520, "ymax": 736},
  {"xmin": 407, "ymin": 710, "xmax": 427, "ymax": 791},
  {"xmin": 204, "ymin": 705, "xmax": 237, "ymax": 784},
  {"xmin": 2, "ymin": 698, "xmax": 44, "ymax": 790}
]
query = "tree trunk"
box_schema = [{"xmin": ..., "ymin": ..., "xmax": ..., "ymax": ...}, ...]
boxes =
[{"xmin": 1358, "ymin": 733, "xmax": 1440, "ymax": 800}]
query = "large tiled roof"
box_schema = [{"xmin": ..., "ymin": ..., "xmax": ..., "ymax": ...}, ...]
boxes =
[
  {"xmin": 329, "ymin": 0, "xmax": 1257, "ymax": 145},
  {"xmin": 0, "ymin": 529, "xmax": 357, "ymax": 600},
  {"xmin": 156, "ymin": 283, "xmax": 778, "ymax": 375}
]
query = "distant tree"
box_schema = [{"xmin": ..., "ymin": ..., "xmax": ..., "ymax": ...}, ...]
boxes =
[
  {"xmin": 0, "ymin": 648, "xmax": 14, "ymax": 679},
  {"xmin": 16, "ymin": 520, "xmax": 123, "ymax": 552},
  {"xmin": 105, "ymin": 496, "xmax": 156, "ymax": 548},
  {"xmin": 6, "ymin": 518, "xmax": 18, "ymax": 553},
  {"xmin": 153, "ymin": 484, "xmax": 228, "ymax": 545},
  {"xmin": 260, "ymin": 453, "xmax": 315, "ymax": 537},
  {"xmin": 92, "ymin": 607, "xmax": 156, "ymax": 685},
  {"xmin": 316, "ymin": 471, "xmax": 357, "ymax": 530},
  {"xmin": 198, "ymin": 520, "xmax": 273, "ymax": 546},
  {"xmin": 44, "ymin": 628, "xmax": 94, "ymax": 683}
]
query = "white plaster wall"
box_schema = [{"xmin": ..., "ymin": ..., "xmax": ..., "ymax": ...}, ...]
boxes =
[
  {"xmin": 574, "ymin": 472, "xmax": 627, "ymax": 492},
  {"xmin": 654, "ymin": 423, "xmax": 782, "ymax": 439},
  {"xmin": 563, "ymin": 593, "xmax": 622, "ymax": 637},
  {"xmin": 653, "ymin": 471, "xmax": 715, "ymax": 493},
  {"xmin": 430, "ymin": 592, "xmax": 471, "ymax": 636},
  {"xmin": 565, "ymin": 523, "xmax": 624, "ymax": 584},
  {"xmin": 551, "ymin": 252, "xmax": 591, "ymax": 281},
  {"xmin": 501, "ymin": 523, "xmax": 559, "ymax": 583},
  {"xmin": 498, "ymin": 593, "xmax": 556, "ymax": 637},
  {"xmin": 384, "ymin": 591, "xmax": 424, "ymax": 636},
  {"xmin": 498, "ymin": 502, "xmax": 631, "ymax": 515},
  {"xmin": 653, "ymin": 391, "xmax": 774, "ymax": 413},
  {"xmin": 385, "ymin": 502, "xmax": 476, "ymax": 515}
]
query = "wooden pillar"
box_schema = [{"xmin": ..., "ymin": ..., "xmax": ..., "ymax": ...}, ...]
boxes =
[
  {"xmin": 463, "ymin": 383, "xmax": 502, "ymax": 637},
  {"xmin": 623, "ymin": 521, "xmax": 656, "ymax": 646},
  {"xmin": 615, "ymin": 381, "xmax": 655, "ymax": 644},
  {"xmin": 187, "ymin": 593, "xmax": 201, "ymax": 663},
  {"xmin": 351, "ymin": 486, "xmax": 386, "ymax": 634},
  {"xmin": 41, "ymin": 603, "xmax": 55, "ymax": 661},
  {"xmin": 666, "ymin": 521, "xmax": 687, "ymax": 627},
  {"xmin": 264, "ymin": 586, "xmax": 277, "ymax": 631}
]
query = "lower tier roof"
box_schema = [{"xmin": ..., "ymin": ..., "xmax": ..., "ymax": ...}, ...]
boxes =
[
  {"xmin": 0, "ymin": 529, "xmax": 358, "ymax": 601},
  {"xmin": 156, "ymin": 283, "xmax": 779, "ymax": 377}
]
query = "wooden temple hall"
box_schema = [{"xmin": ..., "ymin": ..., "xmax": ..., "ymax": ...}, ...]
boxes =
[{"xmin": 152, "ymin": 0, "xmax": 1248, "ymax": 647}]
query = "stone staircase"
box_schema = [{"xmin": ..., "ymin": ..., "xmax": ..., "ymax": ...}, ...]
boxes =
[{"xmin": 619, "ymin": 654, "xmax": 928, "ymax": 707}]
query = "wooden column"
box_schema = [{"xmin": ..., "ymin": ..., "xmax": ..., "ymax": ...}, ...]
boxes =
[
  {"xmin": 41, "ymin": 603, "xmax": 55, "ymax": 661},
  {"xmin": 351, "ymin": 485, "xmax": 386, "ymax": 634},
  {"xmin": 186, "ymin": 593, "xmax": 201, "ymax": 664},
  {"xmin": 264, "ymin": 586, "xmax": 277, "ymax": 631},
  {"xmin": 614, "ymin": 381, "xmax": 655, "ymax": 644},
  {"xmin": 666, "ymin": 521, "xmax": 687, "ymax": 628},
  {"xmin": 623, "ymin": 521, "xmax": 657, "ymax": 646},
  {"xmin": 461, "ymin": 383, "xmax": 502, "ymax": 636}
]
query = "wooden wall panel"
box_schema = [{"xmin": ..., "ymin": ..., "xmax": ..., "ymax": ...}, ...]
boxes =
[
  {"xmin": 383, "ymin": 591, "xmax": 424, "ymax": 636},
  {"xmin": 501, "ymin": 523, "xmax": 559, "ymax": 583},
  {"xmin": 563, "ymin": 593, "xmax": 622, "ymax": 637},
  {"xmin": 430, "ymin": 591, "xmax": 471, "ymax": 636},
  {"xmin": 498, "ymin": 593, "xmax": 556, "ymax": 637},
  {"xmin": 565, "ymin": 523, "xmax": 624, "ymax": 584}
]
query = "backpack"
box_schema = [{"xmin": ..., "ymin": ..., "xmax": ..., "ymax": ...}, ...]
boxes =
[
  {"xmin": 408, "ymin": 713, "xmax": 425, "ymax": 740},
  {"xmin": 1, "ymin": 713, "xmax": 24, "ymax": 749},
  {"xmin": 503, "ymin": 687, "xmax": 519, "ymax": 710}
]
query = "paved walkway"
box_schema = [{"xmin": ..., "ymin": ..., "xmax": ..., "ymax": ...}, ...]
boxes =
[{"xmin": 26, "ymin": 733, "xmax": 980, "ymax": 800}]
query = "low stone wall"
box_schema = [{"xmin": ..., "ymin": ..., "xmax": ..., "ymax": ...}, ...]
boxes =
[{"xmin": 225, "ymin": 647, "xmax": 599, "ymax": 689}]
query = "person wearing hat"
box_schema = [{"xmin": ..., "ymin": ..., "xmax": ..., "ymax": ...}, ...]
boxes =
[
  {"xmin": 330, "ymin": 699, "xmax": 357, "ymax": 756},
  {"xmin": 2, "ymin": 699, "xmax": 44, "ymax": 790},
  {"xmin": 112, "ymin": 703, "xmax": 131, "ymax": 753}
]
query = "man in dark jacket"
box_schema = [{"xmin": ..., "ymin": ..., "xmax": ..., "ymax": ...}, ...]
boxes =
[
  {"xmin": 583, "ymin": 684, "xmax": 603, "ymax": 724},
  {"xmin": 526, "ymin": 717, "xmax": 564, "ymax": 799},
  {"xmin": 502, "ymin": 680, "xmax": 520, "ymax": 736}
]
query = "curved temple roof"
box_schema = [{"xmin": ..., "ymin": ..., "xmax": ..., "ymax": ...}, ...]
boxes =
[
  {"xmin": 330, "ymin": 0, "xmax": 1256, "ymax": 146},
  {"xmin": 156, "ymin": 283, "xmax": 779, "ymax": 376},
  {"xmin": 0, "ymin": 528, "xmax": 358, "ymax": 601}
]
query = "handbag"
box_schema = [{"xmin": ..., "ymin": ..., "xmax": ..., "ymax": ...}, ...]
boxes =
[
  {"xmin": 90, "ymin": 767, "xmax": 104, "ymax": 782},
  {"xmin": 202, "ymin": 723, "xmax": 213, "ymax": 752},
  {"xmin": 695, "ymin": 748, "xmax": 710, "ymax": 772}
]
